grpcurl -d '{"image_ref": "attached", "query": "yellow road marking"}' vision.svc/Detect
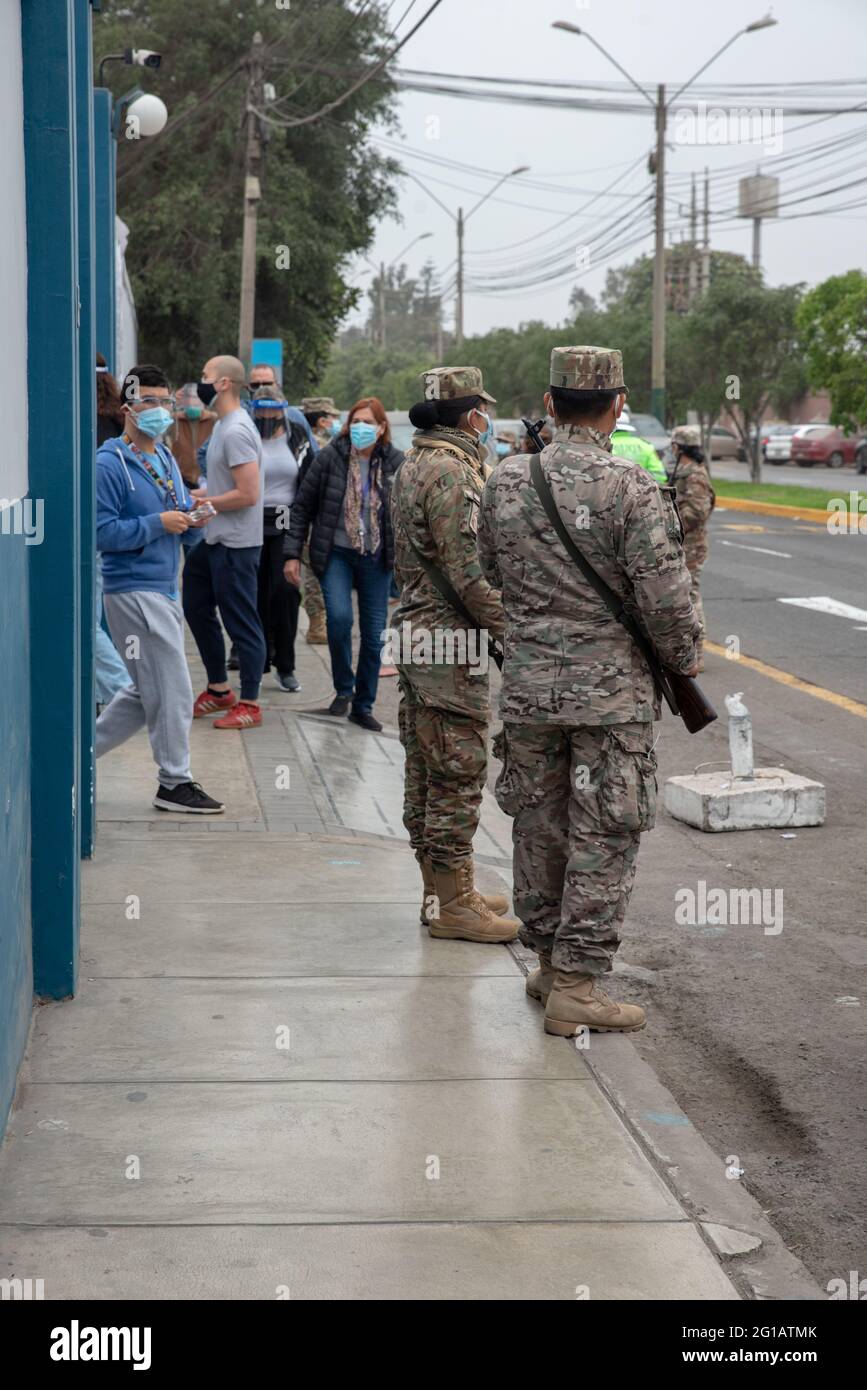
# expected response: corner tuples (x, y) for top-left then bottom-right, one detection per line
(705, 643), (867, 720)
(720, 523), (767, 533)
(715, 497), (828, 524)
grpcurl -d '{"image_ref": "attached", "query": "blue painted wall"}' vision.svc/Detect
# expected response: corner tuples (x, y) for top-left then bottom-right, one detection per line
(22, 0), (81, 999)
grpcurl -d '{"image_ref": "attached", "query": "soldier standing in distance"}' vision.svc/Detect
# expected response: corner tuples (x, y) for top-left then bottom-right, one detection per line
(391, 366), (520, 943)
(478, 346), (700, 1034)
(298, 395), (341, 644)
(669, 424), (716, 673)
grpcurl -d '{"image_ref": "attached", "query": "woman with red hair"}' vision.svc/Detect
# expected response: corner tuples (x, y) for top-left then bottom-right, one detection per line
(284, 396), (404, 731)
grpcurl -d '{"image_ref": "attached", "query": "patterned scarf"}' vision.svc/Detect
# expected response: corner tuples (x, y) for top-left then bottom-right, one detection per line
(343, 448), (381, 554)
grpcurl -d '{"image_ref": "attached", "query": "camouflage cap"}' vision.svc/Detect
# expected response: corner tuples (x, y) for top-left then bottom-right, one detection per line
(301, 396), (340, 415)
(550, 346), (625, 392)
(497, 429), (518, 444)
(420, 366), (496, 405)
(671, 424), (701, 448)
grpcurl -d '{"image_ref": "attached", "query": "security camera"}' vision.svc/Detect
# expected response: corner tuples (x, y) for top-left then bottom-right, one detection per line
(127, 48), (162, 70)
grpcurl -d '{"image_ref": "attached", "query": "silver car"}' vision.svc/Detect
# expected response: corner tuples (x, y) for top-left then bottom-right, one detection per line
(763, 425), (798, 465)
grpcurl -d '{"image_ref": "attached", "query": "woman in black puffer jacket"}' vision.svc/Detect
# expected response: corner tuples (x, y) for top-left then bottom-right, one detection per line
(283, 396), (404, 731)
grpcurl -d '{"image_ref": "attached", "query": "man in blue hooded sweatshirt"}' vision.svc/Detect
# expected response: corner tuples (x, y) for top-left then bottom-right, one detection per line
(95, 363), (224, 814)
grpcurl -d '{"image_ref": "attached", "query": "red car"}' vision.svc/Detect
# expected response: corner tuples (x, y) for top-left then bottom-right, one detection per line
(791, 425), (859, 469)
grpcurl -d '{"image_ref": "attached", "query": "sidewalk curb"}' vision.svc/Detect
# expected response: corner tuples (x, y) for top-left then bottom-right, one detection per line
(564, 1029), (821, 1300)
(715, 496), (829, 524)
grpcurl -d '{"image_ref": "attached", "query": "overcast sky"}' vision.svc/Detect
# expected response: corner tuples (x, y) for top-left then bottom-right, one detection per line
(346, 0), (867, 337)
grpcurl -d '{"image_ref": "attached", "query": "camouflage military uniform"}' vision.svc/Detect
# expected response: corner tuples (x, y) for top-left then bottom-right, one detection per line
(391, 368), (504, 869)
(300, 396), (339, 629)
(670, 425), (715, 661)
(478, 347), (700, 976)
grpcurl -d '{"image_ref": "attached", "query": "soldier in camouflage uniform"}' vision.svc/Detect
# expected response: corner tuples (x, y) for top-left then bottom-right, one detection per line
(478, 347), (700, 1034)
(299, 396), (339, 644)
(391, 366), (519, 944)
(669, 425), (715, 673)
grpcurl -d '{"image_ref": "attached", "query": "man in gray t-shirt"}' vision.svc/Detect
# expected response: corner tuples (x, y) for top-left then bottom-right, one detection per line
(205, 408), (264, 548)
(182, 355), (267, 726)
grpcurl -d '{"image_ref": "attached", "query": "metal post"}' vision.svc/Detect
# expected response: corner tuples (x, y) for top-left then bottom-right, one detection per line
(701, 166), (711, 295)
(752, 216), (762, 271)
(650, 85), (666, 423)
(380, 260), (386, 349)
(238, 31), (264, 370)
(456, 206), (464, 350)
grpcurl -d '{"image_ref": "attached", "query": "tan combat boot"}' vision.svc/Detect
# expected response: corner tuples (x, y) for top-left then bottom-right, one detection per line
(525, 950), (556, 1005)
(429, 863), (520, 944)
(544, 971), (646, 1035)
(306, 612), (328, 645)
(417, 855), (509, 925)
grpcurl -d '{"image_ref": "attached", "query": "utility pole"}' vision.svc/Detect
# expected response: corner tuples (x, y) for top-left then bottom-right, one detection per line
(688, 173), (698, 307)
(702, 167), (711, 295)
(650, 84), (666, 423)
(456, 207), (465, 350)
(379, 261), (386, 349)
(238, 30), (264, 370)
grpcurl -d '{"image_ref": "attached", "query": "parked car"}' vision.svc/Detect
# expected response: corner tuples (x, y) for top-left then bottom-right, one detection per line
(857, 439), (867, 475)
(629, 412), (670, 458)
(709, 426), (747, 462)
(790, 425), (859, 468)
(763, 424), (798, 465)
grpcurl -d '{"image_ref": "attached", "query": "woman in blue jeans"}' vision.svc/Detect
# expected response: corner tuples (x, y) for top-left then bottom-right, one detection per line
(283, 397), (403, 732)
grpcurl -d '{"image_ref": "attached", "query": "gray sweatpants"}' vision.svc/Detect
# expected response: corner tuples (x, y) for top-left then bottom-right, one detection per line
(96, 590), (194, 789)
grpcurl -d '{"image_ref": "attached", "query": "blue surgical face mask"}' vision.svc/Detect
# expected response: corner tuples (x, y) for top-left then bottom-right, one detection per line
(330, 418), (341, 436)
(496, 441), (511, 457)
(472, 410), (493, 446)
(350, 421), (379, 451)
(134, 406), (173, 439)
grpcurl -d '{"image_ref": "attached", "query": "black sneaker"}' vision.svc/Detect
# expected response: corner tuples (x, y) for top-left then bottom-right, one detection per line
(227, 647), (240, 672)
(349, 710), (383, 733)
(276, 673), (301, 692)
(325, 697), (351, 717)
(154, 782), (226, 815)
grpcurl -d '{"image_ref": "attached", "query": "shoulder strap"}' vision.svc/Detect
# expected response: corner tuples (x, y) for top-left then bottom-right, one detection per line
(395, 496), (502, 671)
(529, 455), (627, 620)
(528, 454), (676, 712)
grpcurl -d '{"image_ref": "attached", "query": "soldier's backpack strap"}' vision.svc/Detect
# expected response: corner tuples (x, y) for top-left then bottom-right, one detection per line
(396, 509), (503, 673)
(528, 455), (716, 734)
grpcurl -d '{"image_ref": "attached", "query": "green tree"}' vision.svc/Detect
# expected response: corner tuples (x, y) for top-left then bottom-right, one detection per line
(797, 270), (867, 433)
(685, 263), (804, 481)
(95, 0), (401, 393)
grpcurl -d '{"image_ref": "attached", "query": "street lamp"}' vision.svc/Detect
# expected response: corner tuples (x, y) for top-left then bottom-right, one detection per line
(366, 232), (434, 348)
(406, 165), (530, 348)
(112, 89), (168, 142)
(553, 15), (777, 422)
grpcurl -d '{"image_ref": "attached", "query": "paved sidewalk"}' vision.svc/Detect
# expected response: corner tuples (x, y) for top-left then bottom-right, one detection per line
(0, 631), (751, 1301)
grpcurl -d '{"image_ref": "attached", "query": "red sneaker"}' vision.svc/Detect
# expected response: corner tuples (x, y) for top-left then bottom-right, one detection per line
(194, 688), (238, 719)
(213, 701), (263, 730)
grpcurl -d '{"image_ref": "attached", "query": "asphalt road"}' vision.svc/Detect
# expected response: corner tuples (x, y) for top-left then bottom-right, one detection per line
(367, 504), (866, 1289)
(706, 508), (867, 703)
(711, 457), (865, 491)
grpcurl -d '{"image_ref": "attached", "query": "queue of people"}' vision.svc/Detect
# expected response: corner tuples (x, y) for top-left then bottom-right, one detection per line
(93, 353), (409, 812)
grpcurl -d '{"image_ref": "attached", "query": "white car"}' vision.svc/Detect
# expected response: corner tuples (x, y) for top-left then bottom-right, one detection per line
(763, 425), (798, 464)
